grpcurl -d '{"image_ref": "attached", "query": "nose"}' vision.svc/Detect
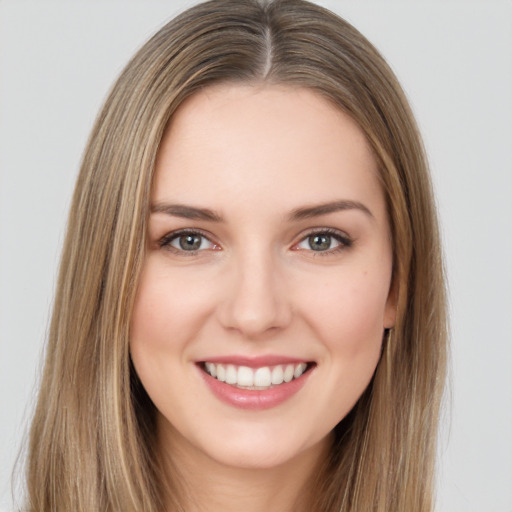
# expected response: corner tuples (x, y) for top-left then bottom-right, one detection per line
(217, 249), (293, 338)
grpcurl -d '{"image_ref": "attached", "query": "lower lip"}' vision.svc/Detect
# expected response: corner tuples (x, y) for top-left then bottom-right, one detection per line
(198, 365), (313, 410)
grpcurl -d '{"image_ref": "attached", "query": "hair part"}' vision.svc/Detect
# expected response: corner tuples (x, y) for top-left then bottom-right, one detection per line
(26, 1), (447, 510)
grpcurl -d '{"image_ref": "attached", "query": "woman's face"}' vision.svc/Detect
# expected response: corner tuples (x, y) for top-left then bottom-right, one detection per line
(130, 84), (396, 470)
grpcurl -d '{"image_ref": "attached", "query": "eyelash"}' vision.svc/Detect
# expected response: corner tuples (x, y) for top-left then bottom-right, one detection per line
(158, 229), (218, 255)
(157, 227), (353, 256)
(294, 227), (353, 256)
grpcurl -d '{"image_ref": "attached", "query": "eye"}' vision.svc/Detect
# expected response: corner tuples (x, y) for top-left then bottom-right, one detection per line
(294, 229), (352, 253)
(159, 230), (219, 253)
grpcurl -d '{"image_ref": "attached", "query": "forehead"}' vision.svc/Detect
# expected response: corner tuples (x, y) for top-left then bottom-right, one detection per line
(153, 84), (385, 220)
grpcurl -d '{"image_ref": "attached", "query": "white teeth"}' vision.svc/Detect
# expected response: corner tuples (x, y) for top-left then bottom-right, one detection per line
(225, 364), (237, 384)
(237, 366), (254, 387)
(205, 362), (216, 378)
(294, 363), (307, 378)
(254, 367), (271, 387)
(216, 364), (226, 382)
(271, 365), (284, 385)
(204, 361), (309, 389)
(283, 364), (294, 383)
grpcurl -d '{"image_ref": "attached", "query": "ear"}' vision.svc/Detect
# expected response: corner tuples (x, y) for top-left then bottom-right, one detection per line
(383, 275), (399, 329)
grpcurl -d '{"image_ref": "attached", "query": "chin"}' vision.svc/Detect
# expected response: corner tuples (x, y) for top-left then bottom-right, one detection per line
(211, 446), (294, 470)
(196, 427), (330, 472)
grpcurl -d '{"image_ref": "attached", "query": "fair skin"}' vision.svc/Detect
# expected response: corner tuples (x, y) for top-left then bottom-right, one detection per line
(130, 84), (396, 512)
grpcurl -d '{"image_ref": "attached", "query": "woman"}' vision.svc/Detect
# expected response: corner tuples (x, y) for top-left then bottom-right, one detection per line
(25, 0), (447, 510)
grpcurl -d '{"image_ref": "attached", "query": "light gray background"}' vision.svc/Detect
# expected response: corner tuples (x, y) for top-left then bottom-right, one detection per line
(1, 1), (511, 511)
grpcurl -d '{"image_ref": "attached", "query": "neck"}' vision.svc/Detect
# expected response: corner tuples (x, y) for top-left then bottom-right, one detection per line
(158, 421), (333, 512)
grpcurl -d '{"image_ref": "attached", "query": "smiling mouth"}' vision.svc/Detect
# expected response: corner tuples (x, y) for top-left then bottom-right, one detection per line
(200, 361), (315, 390)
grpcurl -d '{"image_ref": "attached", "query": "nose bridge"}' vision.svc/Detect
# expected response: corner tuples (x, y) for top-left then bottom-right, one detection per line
(219, 241), (291, 336)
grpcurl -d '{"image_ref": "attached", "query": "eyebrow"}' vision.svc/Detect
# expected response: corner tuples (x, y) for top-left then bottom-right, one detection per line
(151, 203), (223, 222)
(150, 199), (373, 223)
(288, 200), (374, 221)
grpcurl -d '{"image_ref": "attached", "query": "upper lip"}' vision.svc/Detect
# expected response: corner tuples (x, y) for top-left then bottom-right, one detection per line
(196, 355), (313, 368)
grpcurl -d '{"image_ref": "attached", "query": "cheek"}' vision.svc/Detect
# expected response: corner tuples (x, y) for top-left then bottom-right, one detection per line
(130, 261), (213, 355)
(303, 267), (391, 349)
(297, 269), (390, 426)
(129, 262), (213, 415)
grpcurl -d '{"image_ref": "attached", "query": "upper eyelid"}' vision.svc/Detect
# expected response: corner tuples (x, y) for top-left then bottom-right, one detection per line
(294, 227), (351, 242)
(158, 228), (218, 250)
(291, 227), (353, 253)
(160, 227), (215, 241)
(301, 226), (349, 236)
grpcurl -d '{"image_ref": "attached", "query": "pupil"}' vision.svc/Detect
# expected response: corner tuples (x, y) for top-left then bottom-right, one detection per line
(309, 234), (331, 251)
(179, 234), (201, 251)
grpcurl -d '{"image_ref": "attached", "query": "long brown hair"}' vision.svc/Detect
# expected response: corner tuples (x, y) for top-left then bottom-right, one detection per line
(26, 1), (447, 510)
